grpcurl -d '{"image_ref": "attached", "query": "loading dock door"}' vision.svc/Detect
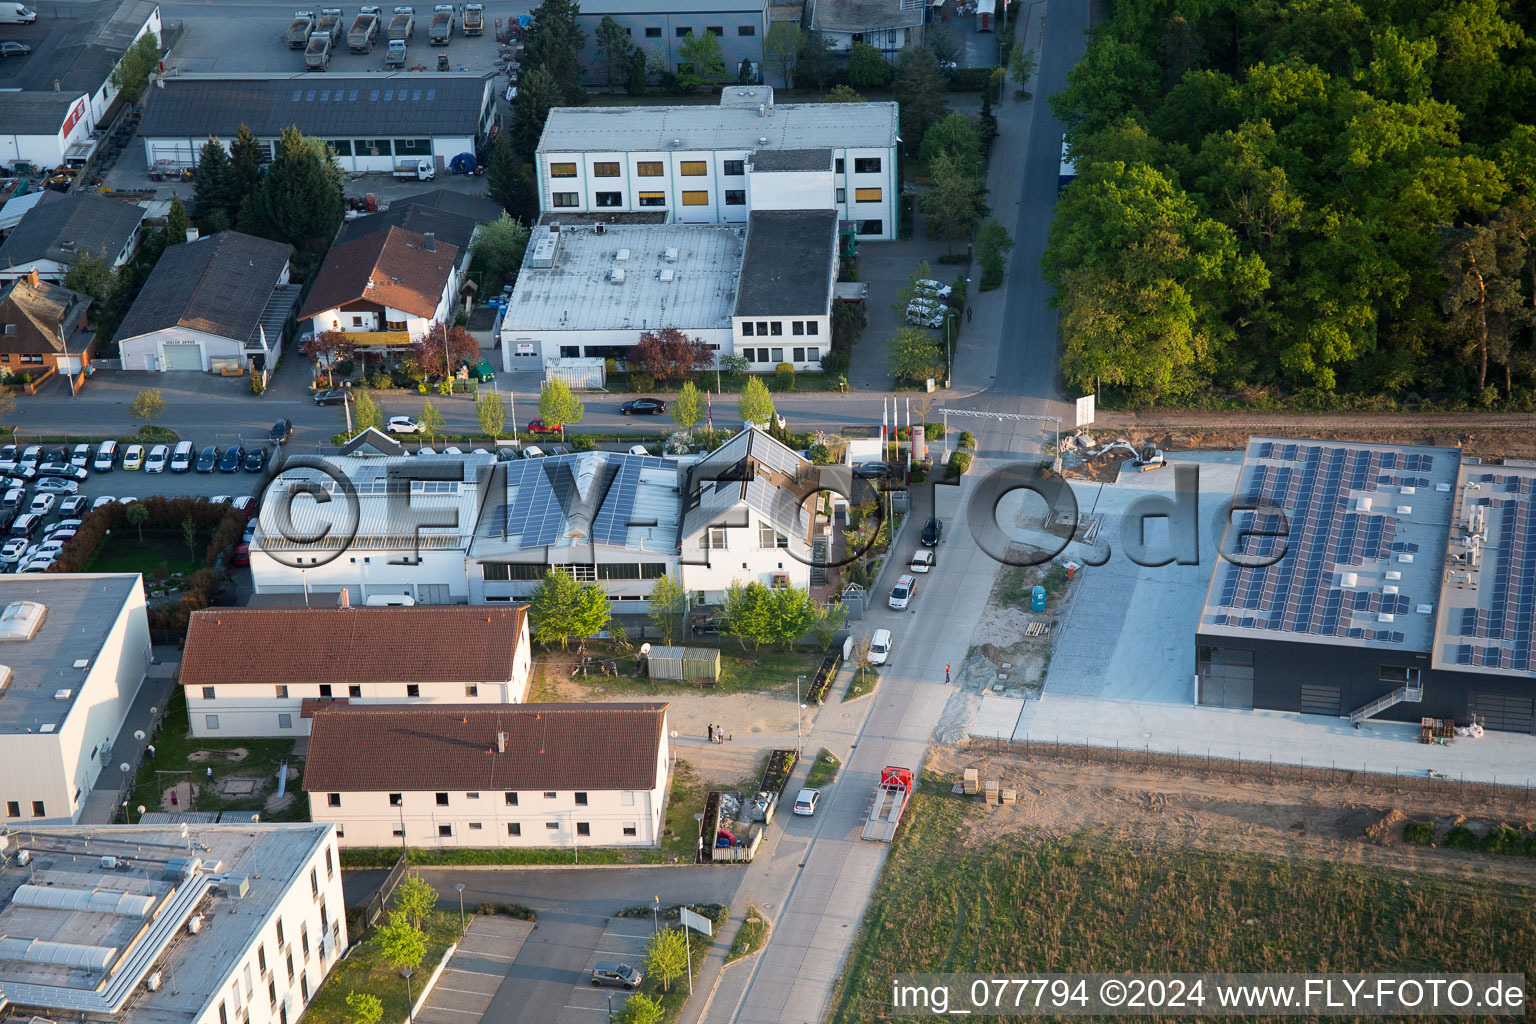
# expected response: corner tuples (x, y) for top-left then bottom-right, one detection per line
(1469, 693), (1535, 733)
(1298, 684), (1342, 717)
(1198, 674), (1253, 709)
(161, 343), (203, 370)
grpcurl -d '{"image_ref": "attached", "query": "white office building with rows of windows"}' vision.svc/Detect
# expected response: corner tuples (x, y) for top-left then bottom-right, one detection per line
(533, 87), (898, 240)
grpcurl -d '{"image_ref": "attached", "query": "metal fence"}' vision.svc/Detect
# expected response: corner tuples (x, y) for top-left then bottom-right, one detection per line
(358, 850), (411, 933)
(967, 737), (1536, 810)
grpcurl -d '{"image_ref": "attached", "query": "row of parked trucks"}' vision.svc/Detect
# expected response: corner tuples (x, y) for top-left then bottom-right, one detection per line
(291, 3), (480, 69)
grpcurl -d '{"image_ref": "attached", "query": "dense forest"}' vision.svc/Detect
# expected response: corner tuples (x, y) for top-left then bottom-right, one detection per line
(1043, 0), (1536, 408)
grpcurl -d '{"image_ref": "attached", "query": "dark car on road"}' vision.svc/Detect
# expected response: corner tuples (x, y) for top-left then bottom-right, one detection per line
(590, 963), (643, 990)
(313, 389), (347, 405)
(243, 447), (267, 473)
(195, 446), (219, 472)
(854, 461), (896, 479)
(218, 445), (245, 472)
(921, 517), (942, 546)
(0, 42), (33, 58)
(270, 419), (293, 445)
(620, 398), (667, 415)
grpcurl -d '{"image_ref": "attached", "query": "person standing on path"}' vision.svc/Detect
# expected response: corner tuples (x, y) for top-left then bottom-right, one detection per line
(945, 664), (951, 684)
(966, 307), (973, 323)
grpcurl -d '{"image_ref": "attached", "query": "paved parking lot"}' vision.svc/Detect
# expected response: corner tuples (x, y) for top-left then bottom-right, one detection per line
(418, 915), (533, 1024)
(558, 918), (655, 1024)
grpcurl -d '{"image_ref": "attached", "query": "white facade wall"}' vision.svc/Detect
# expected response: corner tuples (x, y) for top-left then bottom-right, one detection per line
(467, 550), (682, 607)
(730, 313), (832, 371)
(248, 545), (471, 604)
(0, 580), (151, 825)
(501, 325), (732, 372)
(86, 9), (163, 131)
(311, 730), (670, 848)
(747, 169), (834, 211)
(0, 95), (92, 175)
(142, 132), (476, 173)
(538, 144), (897, 239)
(118, 326), (244, 371)
(682, 507), (810, 603)
(189, 831), (349, 1024)
(818, 25), (918, 56)
(308, 295), (449, 344)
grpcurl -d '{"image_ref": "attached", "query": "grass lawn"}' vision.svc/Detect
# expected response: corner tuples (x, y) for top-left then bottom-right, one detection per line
(841, 666), (879, 702)
(726, 906), (770, 964)
(86, 527), (209, 577)
(803, 748), (841, 790)
(125, 688), (306, 823)
(305, 910), (463, 1024)
(828, 779), (1536, 1023)
(555, 647), (825, 697)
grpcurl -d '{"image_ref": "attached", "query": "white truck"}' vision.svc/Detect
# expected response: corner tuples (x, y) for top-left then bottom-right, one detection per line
(348, 6), (380, 52)
(304, 31), (332, 69)
(428, 3), (453, 44)
(384, 37), (407, 66)
(314, 7), (345, 44)
(461, 2), (483, 35)
(386, 5), (414, 42)
(393, 158), (434, 180)
(286, 10), (316, 48)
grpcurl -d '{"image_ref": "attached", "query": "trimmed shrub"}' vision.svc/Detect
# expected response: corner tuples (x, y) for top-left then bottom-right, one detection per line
(631, 372), (656, 393)
(775, 363), (795, 390)
(808, 442), (833, 464)
(958, 430), (977, 449)
(948, 451), (973, 477)
(1402, 821), (1436, 845)
(1482, 824), (1526, 855)
(820, 350), (849, 374)
(1444, 825), (1478, 850)
(570, 434), (595, 451)
(924, 422), (945, 439)
(502, 903), (538, 921)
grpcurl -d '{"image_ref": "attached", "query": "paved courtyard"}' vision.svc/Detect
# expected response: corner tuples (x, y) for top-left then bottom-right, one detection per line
(418, 914), (533, 1024)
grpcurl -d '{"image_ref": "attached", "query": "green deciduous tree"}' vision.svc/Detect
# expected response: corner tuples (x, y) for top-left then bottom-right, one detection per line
(476, 392), (507, 438)
(922, 150), (988, 251)
(510, 66), (562, 162)
(126, 502), (149, 543)
(824, 84), (865, 103)
(1010, 46), (1037, 98)
(538, 378), (585, 439)
(418, 400), (445, 444)
(130, 389), (166, 427)
(676, 30), (726, 93)
(193, 137), (238, 225)
(848, 41), (891, 90)
(895, 45), (947, 156)
(247, 126), (344, 248)
(110, 32), (160, 103)
(376, 910), (426, 973)
(470, 213), (531, 290)
(530, 567), (611, 649)
(62, 248), (115, 313)
(797, 30), (835, 91)
(737, 376), (774, 427)
(811, 599), (848, 650)
(594, 15), (634, 92)
(720, 581), (773, 649)
(887, 326), (946, 383)
(346, 992), (383, 1024)
(976, 219), (1015, 289)
(647, 572), (688, 644)
(393, 874), (439, 931)
(763, 23), (802, 88)
(351, 390), (384, 433)
(164, 195), (191, 247)
(645, 928), (689, 993)
(918, 112), (982, 169)
(672, 380), (704, 434)
(524, 0), (587, 105)
(615, 993), (665, 1024)
(1437, 223), (1527, 396)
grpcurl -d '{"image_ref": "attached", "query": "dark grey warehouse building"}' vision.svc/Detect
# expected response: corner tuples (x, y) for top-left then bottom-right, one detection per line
(1196, 437), (1536, 733)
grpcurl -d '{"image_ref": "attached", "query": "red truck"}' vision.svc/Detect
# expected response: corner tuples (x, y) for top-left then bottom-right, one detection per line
(861, 766), (913, 842)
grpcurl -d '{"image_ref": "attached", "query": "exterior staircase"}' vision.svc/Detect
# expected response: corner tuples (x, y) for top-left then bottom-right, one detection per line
(1348, 678), (1424, 725)
(810, 538), (828, 585)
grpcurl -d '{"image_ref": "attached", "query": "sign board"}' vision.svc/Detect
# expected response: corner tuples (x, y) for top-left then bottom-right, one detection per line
(679, 907), (712, 937)
(1074, 393), (1096, 428)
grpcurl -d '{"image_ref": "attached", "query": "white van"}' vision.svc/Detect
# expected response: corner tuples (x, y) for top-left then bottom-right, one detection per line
(0, 4), (38, 23)
(364, 594), (416, 607)
(867, 628), (891, 665)
(93, 440), (118, 472)
(170, 441), (194, 472)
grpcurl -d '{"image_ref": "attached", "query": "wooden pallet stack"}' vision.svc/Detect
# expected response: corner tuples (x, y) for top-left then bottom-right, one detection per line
(962, 768), (980, 795)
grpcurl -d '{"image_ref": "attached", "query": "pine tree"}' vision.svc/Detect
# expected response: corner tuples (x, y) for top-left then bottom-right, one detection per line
(510, 66), (562, 162)
(524, 0), (586, 105)
(164, 195), (191, 246)
(230, 124), (264, 198)
(248, 126), (344, 248)
(193, 137), (238, 224)
(594, 15), (633, 92)
(627, 47), (648, 95)
(485, 136), (521, 216)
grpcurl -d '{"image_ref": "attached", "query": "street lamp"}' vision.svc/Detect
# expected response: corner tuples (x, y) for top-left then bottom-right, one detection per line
(401, 967), (414, 1023)
(652, 895), (661, 933)
(796, 674), (806, 752)
(454, 883), (466, 931)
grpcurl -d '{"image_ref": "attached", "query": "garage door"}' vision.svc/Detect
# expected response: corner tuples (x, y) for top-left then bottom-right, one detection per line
(161, 343), (202, 370)
(1469, 692), (1535, 733)
(1298, 684), (1341, 717)
(1198, 674), (1253, 709)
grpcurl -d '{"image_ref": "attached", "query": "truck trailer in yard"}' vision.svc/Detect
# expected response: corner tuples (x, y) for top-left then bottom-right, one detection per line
(304, 32), (332, 69)
(286, 10), (315, 47)
(429, 3), (452, 43)
(386, 5), (414, 42)
(461, 2), (483, 34)
(861, 766), (913, 842)
(348, 6), (380, 51)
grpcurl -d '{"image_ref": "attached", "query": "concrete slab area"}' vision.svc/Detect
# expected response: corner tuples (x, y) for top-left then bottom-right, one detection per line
(1005, 693), (1536, 786)
(558, 919), (654, 1024)
(416, 915), (533, 1024)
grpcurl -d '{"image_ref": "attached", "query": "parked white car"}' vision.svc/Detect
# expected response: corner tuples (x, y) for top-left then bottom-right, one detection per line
(144, 444), (170, 473)
(387, 416), (422, 434)
(910, 549), (935, 573)
(905, 301), (946, 328)
(913, 278), (953, 299)
(28, 493), (55, 515)
(888, 573), (916, 610)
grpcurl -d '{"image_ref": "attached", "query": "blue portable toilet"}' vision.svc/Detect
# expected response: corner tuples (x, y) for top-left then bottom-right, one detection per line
(1030, 586), (1047, 612)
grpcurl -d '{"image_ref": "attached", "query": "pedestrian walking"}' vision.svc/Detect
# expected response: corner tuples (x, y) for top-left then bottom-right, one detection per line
(206, 766), (213, 780)
(966, 306), (973, 323)
(945, 663), (951, 684)
(707, 723), (714, 742)
(146, 744), (155, 760)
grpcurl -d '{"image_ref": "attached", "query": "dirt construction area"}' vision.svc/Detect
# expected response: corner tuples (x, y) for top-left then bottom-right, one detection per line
(929, 742), (1536, 885)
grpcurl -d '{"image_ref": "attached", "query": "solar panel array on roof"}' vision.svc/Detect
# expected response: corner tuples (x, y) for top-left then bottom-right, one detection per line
(592, 456), (673, 546)
(1210, 442), (1439, 645)
(1440, 472), (1536, 671)
(479, 454), (677, 551)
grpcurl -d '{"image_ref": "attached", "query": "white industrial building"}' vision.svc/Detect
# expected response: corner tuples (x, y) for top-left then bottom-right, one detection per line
(304, 703), (671, 849)
(499, 221), (744, 371)
(0, 574), (151, 827)
(730, 207), (839, 370)
(179, 605), (531, 738)
(136, 73), (497, 172)
(575, 0), (769, 82)
(534, 87), (898, 240)
(0, 822), (347, 1024)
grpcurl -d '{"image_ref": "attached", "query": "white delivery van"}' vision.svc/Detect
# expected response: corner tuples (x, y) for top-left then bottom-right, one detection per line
(867, 628), (892, 665)
(0, 4), (38, 22)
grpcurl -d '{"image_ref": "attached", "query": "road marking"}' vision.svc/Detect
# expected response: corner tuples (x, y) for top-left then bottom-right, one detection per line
(418, 1007), (482, 1016)
(433, 986), (494, 997)
(452, 950), (517, 961)
(562, 1005), (615, 1012)
(445, 967), (502, 979)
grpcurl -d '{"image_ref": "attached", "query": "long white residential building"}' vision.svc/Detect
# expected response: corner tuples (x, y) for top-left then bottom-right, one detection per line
(534, 87), (898, 240)
(304, 704), (671, 849)
(0, 574), (151, 827)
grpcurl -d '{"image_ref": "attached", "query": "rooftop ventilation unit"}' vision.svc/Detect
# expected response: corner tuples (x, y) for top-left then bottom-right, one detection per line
(1383, 585), (1398, 596)
(527, 231), (560, 269)
(40, 723), (54, 733)
(54, 689), (71, 701)
(1397, 553), (1415, 563)
(758, 136), (768, 145)
(189, 915), (203, 935)
(1378, 613), (1395, 623)
(658, 268), (675, 282)
(609, 267), (625, 284)
(663, 247), (678, 261)
(615, 248), (630, 261)
(1385, 570), (1402, 581)
(1341, 572), (1359, 587)
(0, 601), (46, 641)
(1416, 604), (1433, 614)
(73, 659), (88, 670)
(670, 138), (681, 147)
(1357, 496), (1373, 512)
(1396, 505), (1412, 515)
(146, 972), (161, 992)
(1401, 485), (1416, 494)
(1437, 482), (1452, 492)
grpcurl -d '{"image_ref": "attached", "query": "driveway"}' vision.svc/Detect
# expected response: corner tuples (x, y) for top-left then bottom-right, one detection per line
(415, 869), (743, 1024)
